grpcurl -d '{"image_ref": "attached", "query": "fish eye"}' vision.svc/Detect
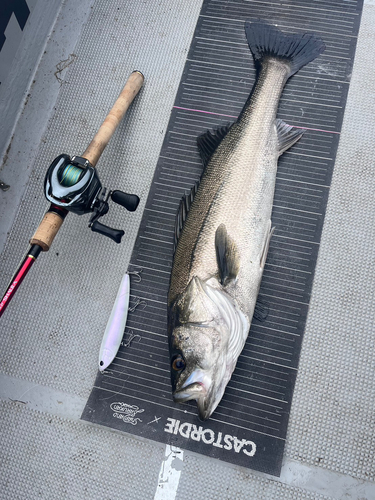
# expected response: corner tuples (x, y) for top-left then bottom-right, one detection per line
(172, 355), (186, 371)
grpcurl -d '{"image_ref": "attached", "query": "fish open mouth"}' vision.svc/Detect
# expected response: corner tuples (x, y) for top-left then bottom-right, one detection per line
(172, 368), (216, 419)
(173, 382), (216, 420)
(172, 382), (207, 402)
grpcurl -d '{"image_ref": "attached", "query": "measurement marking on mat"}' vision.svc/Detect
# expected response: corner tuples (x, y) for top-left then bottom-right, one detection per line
(199, 14), (357, 38)
(242, 0), (359, 16)
(253, 324), (300, 338)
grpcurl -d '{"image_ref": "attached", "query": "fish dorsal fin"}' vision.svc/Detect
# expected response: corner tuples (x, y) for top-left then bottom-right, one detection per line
(276, 119), (305, 156)
(174, 181), (199, 249)
(197, 124), (232, 167)
(215, 224), (239, 286)
(174, 124), (232, 249)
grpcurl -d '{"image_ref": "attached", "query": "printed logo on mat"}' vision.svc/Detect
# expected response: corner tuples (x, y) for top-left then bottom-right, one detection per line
(164, 418), (256, 457)
(110, 402), (144, 425)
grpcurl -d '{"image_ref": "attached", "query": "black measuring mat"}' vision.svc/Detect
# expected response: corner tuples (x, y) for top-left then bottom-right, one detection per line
(82, 0), (364, 476)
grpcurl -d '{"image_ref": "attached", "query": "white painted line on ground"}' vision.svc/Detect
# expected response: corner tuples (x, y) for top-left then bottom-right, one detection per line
(154, 445), (184, 500)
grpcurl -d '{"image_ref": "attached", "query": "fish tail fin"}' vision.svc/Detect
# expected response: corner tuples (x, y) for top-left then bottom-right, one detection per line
(245, 20), (325, 77)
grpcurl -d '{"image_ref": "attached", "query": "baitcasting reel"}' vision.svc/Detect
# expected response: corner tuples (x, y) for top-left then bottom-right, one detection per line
(44, 154), (139, 243)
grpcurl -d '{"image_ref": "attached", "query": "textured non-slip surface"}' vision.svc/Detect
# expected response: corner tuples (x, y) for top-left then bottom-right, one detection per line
(0, 0), (375, 497)
(0, 0), (203, 398)
(176, 453), (336, 500)
(285, 7), (375, 481)
(83, 0), (364, 477)
(0, 400), (164, 500)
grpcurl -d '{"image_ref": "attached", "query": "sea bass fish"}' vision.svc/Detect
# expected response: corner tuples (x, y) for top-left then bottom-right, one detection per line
(167, 20), (325, 420)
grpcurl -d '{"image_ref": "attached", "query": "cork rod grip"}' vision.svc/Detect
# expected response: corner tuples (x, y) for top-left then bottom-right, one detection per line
(30, 71), (144, 251)
(83, 71), (144, 166)
(30, 212), (65, 251)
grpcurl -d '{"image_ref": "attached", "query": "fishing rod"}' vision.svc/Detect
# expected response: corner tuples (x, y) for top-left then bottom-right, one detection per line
(0, 70), (144, 318)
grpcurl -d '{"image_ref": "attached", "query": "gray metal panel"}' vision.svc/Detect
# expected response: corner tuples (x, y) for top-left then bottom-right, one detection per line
(0, 0), (203, 398)
(176, 453), (335, 500)
(0, 0), (94, 252)
(0, 400), (164, 500)
(0, 0), (374, 498)
(0, 0), (62, 161)
(285, 3), (375, 481)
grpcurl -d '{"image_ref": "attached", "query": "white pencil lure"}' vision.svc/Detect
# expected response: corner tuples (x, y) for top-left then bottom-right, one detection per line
(99, 273), (130, 372)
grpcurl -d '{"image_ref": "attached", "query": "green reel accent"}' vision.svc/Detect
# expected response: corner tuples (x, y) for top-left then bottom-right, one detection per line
(59, 164), (85, 187)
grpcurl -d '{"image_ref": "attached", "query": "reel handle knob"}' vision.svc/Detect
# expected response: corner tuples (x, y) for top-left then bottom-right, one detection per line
(91, 221), (125, 243)
(111, 190), (140, 212)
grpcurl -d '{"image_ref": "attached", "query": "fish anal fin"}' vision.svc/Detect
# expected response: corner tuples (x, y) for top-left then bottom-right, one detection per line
(253, 295), (269, 322)
(260, 221), (275, 269)
(215, 224), (239, 286)
(174, 181), (199, 249)
(197, 124), (232, 168)
(276, 119), (305, 156)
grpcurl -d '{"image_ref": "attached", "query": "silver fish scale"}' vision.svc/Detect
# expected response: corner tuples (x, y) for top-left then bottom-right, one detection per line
(169, 60), (289, 321)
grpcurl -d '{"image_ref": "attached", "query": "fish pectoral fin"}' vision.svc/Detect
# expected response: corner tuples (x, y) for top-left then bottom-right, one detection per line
(215, 224), (239, 286)
(260, 221), (275, 269)
(253, 295), (269, 322)
(197, 124), (232, 168)
(276, 119), (305, 156)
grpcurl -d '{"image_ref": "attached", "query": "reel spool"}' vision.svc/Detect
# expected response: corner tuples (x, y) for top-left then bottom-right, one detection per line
(44, 154), (139, 243)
